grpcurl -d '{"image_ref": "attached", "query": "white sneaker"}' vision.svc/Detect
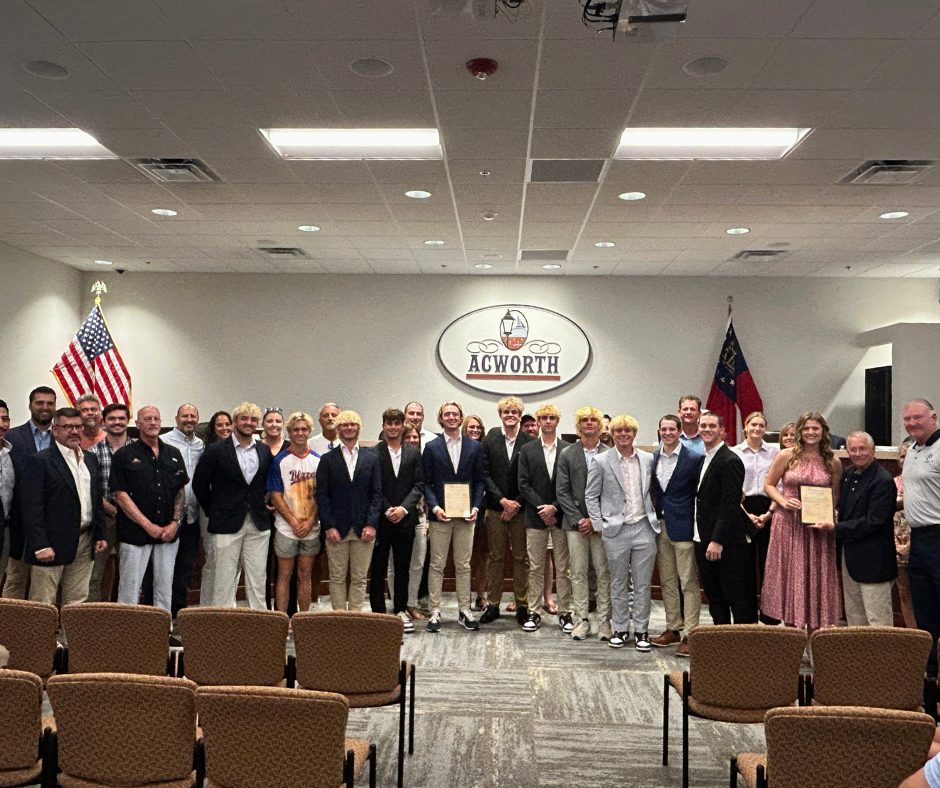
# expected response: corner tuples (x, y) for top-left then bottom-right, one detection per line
(397, 611), (414, 634)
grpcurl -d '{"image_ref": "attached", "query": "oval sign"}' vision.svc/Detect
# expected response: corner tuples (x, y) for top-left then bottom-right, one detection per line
(437, 304), (591, 395)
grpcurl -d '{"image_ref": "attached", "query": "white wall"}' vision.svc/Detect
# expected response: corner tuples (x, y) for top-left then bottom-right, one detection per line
(0, 245), (82, 422)
(60, 271), (940, 443)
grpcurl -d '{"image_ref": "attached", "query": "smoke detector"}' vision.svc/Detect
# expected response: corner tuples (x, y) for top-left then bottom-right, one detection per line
(466, 58), (498, 80)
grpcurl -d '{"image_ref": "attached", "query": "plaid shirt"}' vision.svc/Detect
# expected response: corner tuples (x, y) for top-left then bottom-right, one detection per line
(93, 435), (134, 504)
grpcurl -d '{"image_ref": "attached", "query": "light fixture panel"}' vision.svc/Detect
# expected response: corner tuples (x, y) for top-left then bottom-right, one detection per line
(614, 128), (811, 160)
(260, 128), (443, 160)
(0, 128), (117, 159)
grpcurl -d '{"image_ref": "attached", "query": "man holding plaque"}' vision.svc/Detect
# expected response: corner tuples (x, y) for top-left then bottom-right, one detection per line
(422, 401), (485, 633)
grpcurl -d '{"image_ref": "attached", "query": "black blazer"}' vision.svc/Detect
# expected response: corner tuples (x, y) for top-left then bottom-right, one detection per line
(695, 445), (753, 546)
(4, 421), (46, 560)
(422, 435), (485, 516)
(192, 438), (273, 535)
(21, 445), (106, 566)
(315, 444), (383, 539)
(518, 438), (572, 529)
(482, 427), (534, 512)
(374, 441), (423, 531)
(836, 461), (898, 584)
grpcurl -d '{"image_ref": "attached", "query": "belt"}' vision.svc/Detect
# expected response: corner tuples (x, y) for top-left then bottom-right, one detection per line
(911, 523), (940, 533)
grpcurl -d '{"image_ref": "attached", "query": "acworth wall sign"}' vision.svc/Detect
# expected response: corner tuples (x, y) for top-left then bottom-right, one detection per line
(437, 304), (592, 396)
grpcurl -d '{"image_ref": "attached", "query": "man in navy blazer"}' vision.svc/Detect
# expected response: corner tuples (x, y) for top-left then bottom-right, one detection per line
(649, 415), (703, 656)
(21, 407), (107, 606)
(192, 402), (273, 609)
(836, 431), (898, 627)
(2, 386), (56, 599)
(315, 409), (382, 611)
(422, 401), (485, 632)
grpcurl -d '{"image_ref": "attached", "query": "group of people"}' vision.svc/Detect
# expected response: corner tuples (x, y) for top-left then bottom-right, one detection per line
(1, 387), (939, 668)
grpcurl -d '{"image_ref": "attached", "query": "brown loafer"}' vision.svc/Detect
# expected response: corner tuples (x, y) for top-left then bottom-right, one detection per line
(676, 636), (690, 657)
(649, 629), (682, 648)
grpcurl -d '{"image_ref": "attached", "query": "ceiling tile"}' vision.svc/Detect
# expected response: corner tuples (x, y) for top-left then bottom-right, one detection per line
(436, 90), (531, 129)
(424, 38), (538, 91)
(645, 39), (778, 90)
(28, 0), (182, 41)
(78, 41), (220, 90)
(529, 128), (618, 159)
(155, 0), (299, 40)
(193, 41), (325, 90)
(534, 89), (636, 129)
(537, 40), (657, 90)
(628, 89), (743, 126)
(754, 40), (900, 89)
(131, 90), (252, 130)
(331, 90), (436, 126)
(791, 0), (940, 39)
(678, 0), (814, 39)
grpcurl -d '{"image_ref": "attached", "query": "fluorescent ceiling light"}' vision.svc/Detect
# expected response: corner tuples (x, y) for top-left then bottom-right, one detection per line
(618, 192), (646, 200)
(880, 211), (909, 219)
(94, 260), (113, 265)
(405, 190), (431, 199)
(542, 264), (561, 269)
(260, 128), (443, 159)
(298, 225), (320, 232)
(726, 227), (750, 235)
(424, 240), (445, 245)
(475, 263), (492, 269)
(595, 241), (616, 248)
(0, 128), (116, 159)
(614, 128), (811, 160)
(151, 208), (177, 216)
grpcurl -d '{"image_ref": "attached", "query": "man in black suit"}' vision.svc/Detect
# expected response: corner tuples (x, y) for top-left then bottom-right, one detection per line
(2, 386), (56, 599)
(192, 401), (273, 609)
(835, 431), (898, 627)
(480, 395), (534, 625)
(518, 404), (572, 633)
(369, 408), (423, 628)
(315, 410), (382, 611)
(21, 407), (107, 605)
(694, 412), (758, 625)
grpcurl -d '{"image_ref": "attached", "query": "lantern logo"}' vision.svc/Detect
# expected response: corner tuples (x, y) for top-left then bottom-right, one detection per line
(499, 309), (528, 351)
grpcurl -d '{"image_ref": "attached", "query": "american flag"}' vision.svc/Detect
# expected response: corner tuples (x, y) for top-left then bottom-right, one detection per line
(52, 305), (131, 408)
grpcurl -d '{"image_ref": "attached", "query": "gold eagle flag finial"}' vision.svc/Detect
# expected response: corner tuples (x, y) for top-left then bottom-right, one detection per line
(91, 280), (107, 306)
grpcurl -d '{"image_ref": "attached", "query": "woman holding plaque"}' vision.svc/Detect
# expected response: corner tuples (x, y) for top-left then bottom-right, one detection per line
(761, 411), (842, 630)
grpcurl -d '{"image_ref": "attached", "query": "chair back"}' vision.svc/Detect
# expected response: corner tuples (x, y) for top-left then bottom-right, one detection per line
(0, 598), (58, 678)
(197, 685), (349, 788)
(292, 611), (403, 695)
(178, 607), (288, 686)
(688, 625), (807, 710)
(764, 705), (935, 788)
(810, 626), (932, 710)
(61, 603), (171, 676)
(47, 673), (197, 787)
(0, 669), (44, 771)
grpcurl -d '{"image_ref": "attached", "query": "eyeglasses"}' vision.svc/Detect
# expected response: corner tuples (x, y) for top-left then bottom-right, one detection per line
(57, 424), (83, 431)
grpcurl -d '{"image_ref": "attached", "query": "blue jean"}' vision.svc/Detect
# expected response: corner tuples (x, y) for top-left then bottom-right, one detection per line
(908, 526), (940, 675)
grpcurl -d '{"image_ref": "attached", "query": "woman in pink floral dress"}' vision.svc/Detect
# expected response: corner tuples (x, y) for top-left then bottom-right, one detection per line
(762, 411), (843, 629)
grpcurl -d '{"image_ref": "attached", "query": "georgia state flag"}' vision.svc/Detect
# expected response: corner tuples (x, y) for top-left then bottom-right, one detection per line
(705, 318), (763, 444)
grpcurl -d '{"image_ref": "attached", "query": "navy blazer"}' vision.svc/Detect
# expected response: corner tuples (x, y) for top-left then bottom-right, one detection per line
(650, 445), (701, 542)
(315, 444), (383, 539)
(21, 444), (106, 566)
(422, 435), (485, 517)
(4, 421), (47, 559)
(836, 461), (898, 584)
(192, 438), (273, 535)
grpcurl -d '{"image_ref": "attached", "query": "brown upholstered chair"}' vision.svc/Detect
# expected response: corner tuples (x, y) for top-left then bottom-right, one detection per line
(0, 669), (56, 788)
(807, 626), (932, 711)
(197, 685), (375, 788)
(732, 705), (936, 788)
(0, 599), (60, 683)
(59, 603), (173, 676)
(292, 611), (412, 788)
(176, 607), (289, 686)
(662, 624), (808, 788)
(46, 672), (202, 788)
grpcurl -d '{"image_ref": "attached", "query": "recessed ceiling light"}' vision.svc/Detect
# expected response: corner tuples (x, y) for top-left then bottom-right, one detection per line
(542, 264), (562, 269)
(880, 211), (909, 219)
(94, 260), (113, 266)
(614, 128), (811, 160)
(0, 128), (116, 159)
(23, 60), (70, 80)
(405, 190), (431, 199)
(424, 240), (445, 245)
(475, 263), (493, 269)
(349, 58), (394, 78)
(595, 241), (616, 248)
(618, 191), (646, 200)
(151, 208), (177, 216)
(481, 253), (502, 260)
(260, 128), (442, 160)
(297, 225), (320, 232)
(727, 227), (750, 235)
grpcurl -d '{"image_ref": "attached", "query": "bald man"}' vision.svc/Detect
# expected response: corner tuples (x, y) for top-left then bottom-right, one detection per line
(112, 406), (189, 612)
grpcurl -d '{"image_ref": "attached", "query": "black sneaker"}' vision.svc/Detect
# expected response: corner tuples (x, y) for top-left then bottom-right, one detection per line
(609, 631), (629, 649)
(558, 613), (574, 634)
(426, 611), (442, 633)
(515, 605), (529, 625)
(479, 604), (501, 624)
(522, 612), (541, 632)
(635, 631), (652, 652)
(458, 610), (480, 631)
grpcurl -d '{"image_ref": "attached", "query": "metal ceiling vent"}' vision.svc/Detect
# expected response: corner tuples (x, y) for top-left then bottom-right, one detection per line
(520, 249), (569, 261)
(841, 160), (934, 186)
(729, 249), (790, 262)
(132, 158), (221, 183)
(256, 247), (307, 258)
(529, 160), (605, 183)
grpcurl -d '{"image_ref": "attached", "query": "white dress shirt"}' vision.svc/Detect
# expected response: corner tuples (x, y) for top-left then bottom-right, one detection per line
(618, 450), (646, 524)
(341, 442), (359, 478)
(583, 445), (600, 465)
(503, 428), (518, 461)
(388, 443), (402, 477)
(232, 434), (259, 484)
(542, 438), (558, 475)
(445, 434), (462, 472)
(732, 440), (780, 497)
(57, 440), (92, 528)
(308, 433), (337, 456)
(656, 442), (682, 490)
(161, 427), (205, 523)
(0, 439), (14, 521)
(694, 441), (724, 542)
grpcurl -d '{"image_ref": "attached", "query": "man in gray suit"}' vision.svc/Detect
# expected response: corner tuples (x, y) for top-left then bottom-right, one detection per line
(585, 414), (660, 652)
(556, 406), (613, 642)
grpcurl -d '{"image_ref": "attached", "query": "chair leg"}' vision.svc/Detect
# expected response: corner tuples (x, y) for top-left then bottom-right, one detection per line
(409, 664), (416, 755)
(730, 757), (738, 788)
(398, 666), (406, 788)
(193, 737), (205, 788)
(46, 729), (58, 788)
(369, 743), (377, 788)
(662, 673), (669, 766)
(176, 651), (185, 679)
(757, 763), (766, 788)
(286, 654), (296, 688)
(344, 750), (354, 788)
(682, 672), (690, 788)
(924, 676), (938, 721)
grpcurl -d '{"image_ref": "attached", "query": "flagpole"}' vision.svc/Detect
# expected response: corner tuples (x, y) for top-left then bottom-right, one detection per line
(90, 280), (107, 397)
(727, 295), (733, 317)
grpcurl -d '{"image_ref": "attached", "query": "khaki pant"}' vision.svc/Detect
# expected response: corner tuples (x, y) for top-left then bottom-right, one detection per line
(209, 516), (269, 610)
(326, 530), (374, 611)
(484, 509), (528, 607)
(1, 555), (30, 600)
(567, 529), (611, 622)
(656, 525), (701, 632)
(29, 529), (95, 606)
(199, 509), (215, 606)
(428, 518), (474, 613)
(87, 512), (118, 603)
(527, 525), (571, 616)
(842, 561), (894, 627)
